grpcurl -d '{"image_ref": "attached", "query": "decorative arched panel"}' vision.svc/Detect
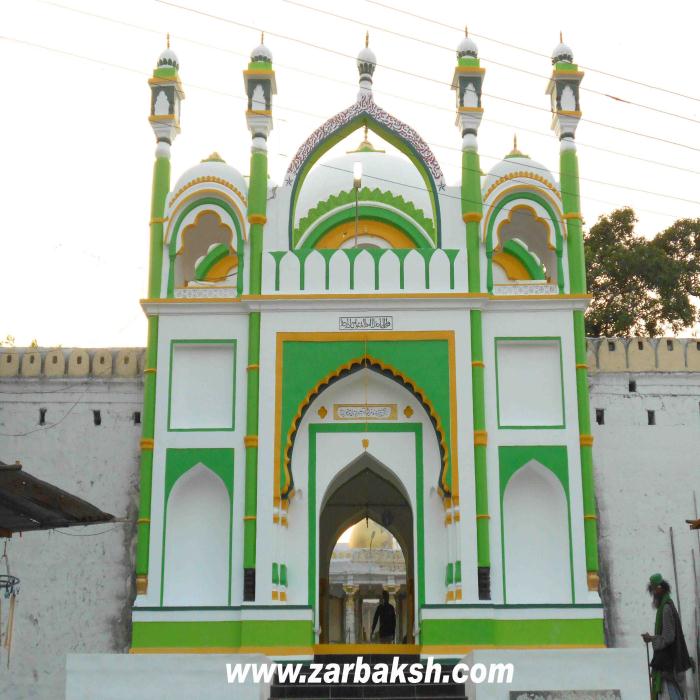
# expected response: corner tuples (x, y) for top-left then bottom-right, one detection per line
(284, 94), (445, 247)
(165, 195), (246, 297)
(161, 449), (234, 606)
(499, 447), (572, 604)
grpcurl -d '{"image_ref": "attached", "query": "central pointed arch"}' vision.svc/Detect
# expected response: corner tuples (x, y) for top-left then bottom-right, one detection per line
(281, 354), (450, 502)
(284, 94), (446, 248)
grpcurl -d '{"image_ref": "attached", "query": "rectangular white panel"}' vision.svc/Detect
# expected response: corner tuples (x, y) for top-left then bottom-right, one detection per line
(496, 339), (563, 428)
(169, 342), (235, 430)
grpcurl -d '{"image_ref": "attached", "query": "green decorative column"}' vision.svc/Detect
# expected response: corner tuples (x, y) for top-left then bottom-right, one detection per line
(242, 37), (276, 601)
(135, 44), (184, 596)
(453, 34), (491, 599)
(547, 40), (599, 591)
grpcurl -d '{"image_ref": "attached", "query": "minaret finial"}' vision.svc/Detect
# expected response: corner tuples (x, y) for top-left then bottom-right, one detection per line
(261, 30), (265, 44)
(166, 32), (170, 49)
(514, 133), (517, 151)
(365, 31), (369, 48)
(465, 25), (468, 37)
(559, 30), (563, 43)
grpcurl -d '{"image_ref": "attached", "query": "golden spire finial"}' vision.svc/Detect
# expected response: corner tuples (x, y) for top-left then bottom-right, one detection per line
(465, 25), (468, 37)
(559, 30), (563, 43)
(261, 31), (265, 44)
(365, 31), (369, 48)
(513, 133), (517, 151)
(166, 32), (170, 49)
(364, 125), (368, 140)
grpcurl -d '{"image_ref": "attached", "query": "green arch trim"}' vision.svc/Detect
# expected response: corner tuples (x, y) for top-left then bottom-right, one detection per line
(194, 243), (230, 281)
(167, 197), (245, 297)
(288, 116), (441, 248)
(485, 192), (564, 293)
(299, 204), (433, 251)
(502, 239), (546, 281)
(296, 187), (436, 247)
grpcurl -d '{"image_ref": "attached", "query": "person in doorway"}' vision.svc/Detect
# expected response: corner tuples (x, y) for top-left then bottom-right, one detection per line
(371, 590), (396, 644)
(642, 573), (692, 700)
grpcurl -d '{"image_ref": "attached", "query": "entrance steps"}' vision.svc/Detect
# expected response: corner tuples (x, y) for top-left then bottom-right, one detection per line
(269, 654), (466, 700)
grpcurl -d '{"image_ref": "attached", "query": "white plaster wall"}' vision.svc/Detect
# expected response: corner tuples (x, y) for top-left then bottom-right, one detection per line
(0, 372), (142, 700)
(590, 371), (700, 661)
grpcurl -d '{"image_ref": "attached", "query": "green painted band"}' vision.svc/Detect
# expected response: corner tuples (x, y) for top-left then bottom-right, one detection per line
(149, 157), (170, 299)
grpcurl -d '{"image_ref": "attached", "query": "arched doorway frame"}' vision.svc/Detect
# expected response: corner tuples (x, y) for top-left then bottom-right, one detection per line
(306, 421), (429, 643)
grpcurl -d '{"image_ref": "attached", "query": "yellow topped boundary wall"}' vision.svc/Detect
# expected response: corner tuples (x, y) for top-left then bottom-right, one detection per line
(0, 338), (698, 377)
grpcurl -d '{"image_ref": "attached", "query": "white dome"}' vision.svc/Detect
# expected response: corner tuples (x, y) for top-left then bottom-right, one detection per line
(157, 47), (179, 70)
(295, 150), (432, 227)
(172, 156), (248, 201)
(551, 41), (574, 64)
(357, 46), (377, 76)
(251, 43), (272, 62)
(483, 155), (557, 196)
(457, 35), (478, 58)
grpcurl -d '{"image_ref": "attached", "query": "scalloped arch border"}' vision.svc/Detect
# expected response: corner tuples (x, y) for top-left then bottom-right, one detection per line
(295, 187), (436, 247)
(280, 354), (450, 504)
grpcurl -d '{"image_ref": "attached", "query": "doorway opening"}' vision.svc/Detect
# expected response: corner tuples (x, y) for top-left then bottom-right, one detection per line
(318, 452), (415, 644)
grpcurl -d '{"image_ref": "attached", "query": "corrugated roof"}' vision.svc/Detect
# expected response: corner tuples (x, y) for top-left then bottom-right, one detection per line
(0, 461), (113, 535)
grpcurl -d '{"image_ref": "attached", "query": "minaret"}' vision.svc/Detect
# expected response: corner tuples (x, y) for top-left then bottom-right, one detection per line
(452, 29), (490, 600)
(242, 34), (276, 601)
(356, 31), (377, 101)
(547, 37), (599, 591)
(135, 38), (185, 596)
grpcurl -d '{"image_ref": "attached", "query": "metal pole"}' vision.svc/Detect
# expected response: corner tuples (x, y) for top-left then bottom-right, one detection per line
(692, 551), (700, 700)
(671, 526), (683, 625)
(354, 186), (359, 247)
(645, 640), (653, 700)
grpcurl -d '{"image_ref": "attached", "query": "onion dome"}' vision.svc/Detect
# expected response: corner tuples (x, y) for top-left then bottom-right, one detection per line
(295, 148), (431, 227)
(357, 32), (377, 78)
(348, 521), (394, 550)
(251, 32), (272, 63)
(551, 33), (574, 64)
(457, 28), (478, 59)
(482, 138), (557, 195)
(172, 154), (248, 200)
(157, 47), (179, 71)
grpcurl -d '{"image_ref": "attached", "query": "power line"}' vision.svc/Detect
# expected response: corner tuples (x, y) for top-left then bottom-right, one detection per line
(155, 0), (700, 155)
(366, 0), (700, 105)
(2, 34), (697, 220)
(27, 0), (700, 180)
(286, 0), (700, 127)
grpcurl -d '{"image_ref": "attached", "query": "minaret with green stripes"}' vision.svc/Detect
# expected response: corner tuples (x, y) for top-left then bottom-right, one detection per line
(135, 39), (185, 596)
(547, 37), (599, 591)
(242, 34), (276, 601)
(452, 30), (491, 599)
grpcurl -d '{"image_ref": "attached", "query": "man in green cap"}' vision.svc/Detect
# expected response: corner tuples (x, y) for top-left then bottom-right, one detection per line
(642, 573), (691, 699)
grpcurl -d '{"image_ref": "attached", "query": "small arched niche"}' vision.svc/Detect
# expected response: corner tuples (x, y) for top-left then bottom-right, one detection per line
(493, 206), (556, 285)
(175, 211), (238, 289)
(162, 464), (231, 606)
(502, 459), (571, 604)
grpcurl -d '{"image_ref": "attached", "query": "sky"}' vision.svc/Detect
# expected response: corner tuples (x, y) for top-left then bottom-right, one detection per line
(2, 0), (700, 347)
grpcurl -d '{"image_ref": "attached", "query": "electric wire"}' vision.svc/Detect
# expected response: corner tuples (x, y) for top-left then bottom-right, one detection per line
(286, 0), (700, 127)
(154, 0), (700, 155)
(1, 35), (695, 222)
(25, 0), (700, 179)
(365, 0), (700, 105)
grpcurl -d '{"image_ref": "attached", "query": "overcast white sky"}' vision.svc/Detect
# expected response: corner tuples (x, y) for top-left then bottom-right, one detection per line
(2, 0), (699, 347)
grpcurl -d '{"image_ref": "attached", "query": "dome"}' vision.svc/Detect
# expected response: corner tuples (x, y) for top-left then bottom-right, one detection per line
(171, 154), (248, 201)
(483, 153), (557, 196)
(251, 42), (272, 63)
(295, 149), (432, 227)
(157, 47), (179, 70)
(551, 41), (574, 64)
(457, 35), (478, 59)
(347, 521), (394, 550)
(357, 46), (377, 76)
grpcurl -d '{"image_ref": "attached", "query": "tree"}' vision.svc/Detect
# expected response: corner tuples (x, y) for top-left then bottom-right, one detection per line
(584, 208), (700, 337)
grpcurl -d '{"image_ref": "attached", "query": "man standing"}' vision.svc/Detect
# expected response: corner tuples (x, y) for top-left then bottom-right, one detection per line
(642, 573), (692, 700)
(371, 590), (396, 644)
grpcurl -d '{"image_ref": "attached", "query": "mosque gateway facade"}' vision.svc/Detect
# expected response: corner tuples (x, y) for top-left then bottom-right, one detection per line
(3, 29), (667, 699)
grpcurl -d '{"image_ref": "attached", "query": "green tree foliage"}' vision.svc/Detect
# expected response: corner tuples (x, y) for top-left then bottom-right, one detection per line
(584, 208), (700, 337)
